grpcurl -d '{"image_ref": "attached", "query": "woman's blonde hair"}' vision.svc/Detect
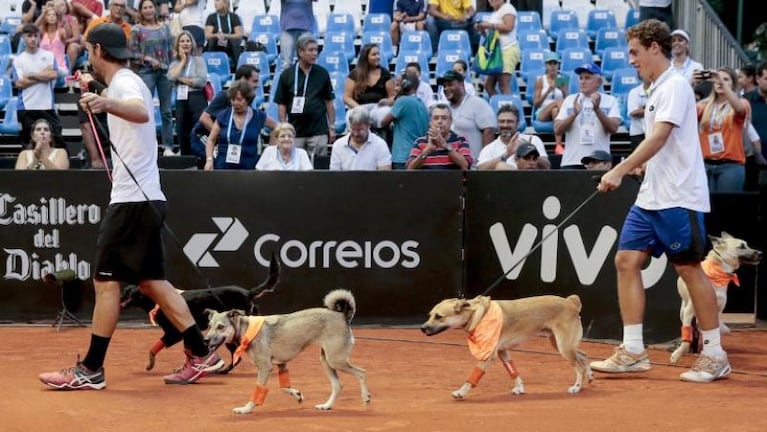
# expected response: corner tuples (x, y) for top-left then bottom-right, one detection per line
(273, 122), (296, 138)
(174, 30), (198, 55)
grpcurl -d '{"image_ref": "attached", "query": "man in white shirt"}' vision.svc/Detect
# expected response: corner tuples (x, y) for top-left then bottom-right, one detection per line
(439, 70), (496, 162)
(670, 29), (703, 83)
(626, 77), (651, 151)
(404, 61), (435, 107)
(592, 19), (729, 384)
(330, 106), (392, 171)
(477, 104), (549, 170)
(554, 62), (621, 169)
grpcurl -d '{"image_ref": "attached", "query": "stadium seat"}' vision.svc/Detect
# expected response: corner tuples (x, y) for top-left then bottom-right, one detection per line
(532, 107), (554, 134)
(522, 67), (545, 104)
(518, 29), (548, 52)
(207, 73), (222, 96)
(331, 2), (363, 35)
(237, 0), (267, 35)
(318, 50), (350, 75)
(0, 16), (21, 35)
(585, 9), (617, 39)
(236, 51), (271, 84)
(474, 12), (492, 24)
(624, 8), (640, 29)
(333, 97), (347, 134)
(548, 9), (579, 41)
(326, 13), (356, 36)
(399, 30), (432, 59)
(600, 47), (630, 82)
(313, 0), (332, 35)
(610, 67), (640, 97)
(438, 30), (472, 57)
(0, 34), (11, 56)
(362, 13), (392, 34)
(248, 32), (279, 64)
(520, 48), (547, 76)
(489, 94), (527, 131)
(517, 11), (543, 32)
(202, 51), (232, 84)
(323, 31), (355, 61)
(559, 48), (593, 74)
(0, 96), (19, 135)
(436, 51), (469, 79)
(554, 29), (589, 54)
(394, 51), (430, 80)
(616, 93), (630, 128)
(361, 31), (395, 65)
(251, 83), (265, 107)
(249, 15), (280, 40)
(328, 71), (345, 95)
(594, 28), (627, 57)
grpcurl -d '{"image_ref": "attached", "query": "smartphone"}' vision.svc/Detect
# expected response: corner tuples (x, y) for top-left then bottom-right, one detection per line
(555, 75), (569, 88)
(697, 70), (714, 80)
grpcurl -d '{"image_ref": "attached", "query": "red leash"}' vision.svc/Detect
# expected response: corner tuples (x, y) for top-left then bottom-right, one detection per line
(73, 71), (112, 180)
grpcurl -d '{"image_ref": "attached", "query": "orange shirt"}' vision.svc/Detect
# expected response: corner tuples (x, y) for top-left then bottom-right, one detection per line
(83, 16), (132, 41)
(697, 98), (750, 164)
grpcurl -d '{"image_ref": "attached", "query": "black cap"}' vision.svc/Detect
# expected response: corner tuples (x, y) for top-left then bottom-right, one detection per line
(437, 70), (465, 86)
(86, 23), (131, 60)
(581, 150), (611, 164)
(516, 143), (539, 158)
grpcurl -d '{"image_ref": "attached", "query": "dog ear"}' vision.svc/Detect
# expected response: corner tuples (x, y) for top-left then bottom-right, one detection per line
(204, 308), (217, 319)
(708, 234), (721, 244)
(453, 300), (472, 314)
(720, 231), (733, 239)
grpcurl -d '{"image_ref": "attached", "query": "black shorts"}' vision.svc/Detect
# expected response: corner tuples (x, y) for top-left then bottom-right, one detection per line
(94, 201), (167, 284)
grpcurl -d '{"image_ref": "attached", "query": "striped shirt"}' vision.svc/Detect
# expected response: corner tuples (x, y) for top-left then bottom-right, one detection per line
(408, 131), (473, 169)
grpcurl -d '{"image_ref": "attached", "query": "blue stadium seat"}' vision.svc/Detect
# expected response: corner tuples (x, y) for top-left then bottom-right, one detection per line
(0, 73), (11, 110)
(0, 96), (20, 135)
(624, 8), (640, 29)
(333, 97), (346, 134)
(436, 51), (469, 79)
(520, 48), (547, 75)
(522, 67), (545, 104)
(251, 83), (265, 107)
(518, 29), (548, 51)
(394, 51), (430, 79)
(326, 13), (356, 35)
(585, 9), (617, 39)
(616, 93), (630, 128)
(248, 32), (279, 64)
(236, 51), (271, 84)
(559, 48), (593, 74)
(438, 30), (472, 57)
(362, 13), (392, 34)
(0, 34), (11, 56)
(532, 107), (554, 133)
(548, 9), (579, 41)
(202, 51), (232, 84)
(517, 11), (543, 32)
(610, 67), (640, 97)
(399, 30), (432, 58)
(489, 94), (527, 131)
(323, 31), (355, 61)
(328, 71), (345, 95)
(249, 14), (280, 40)
(0, 16), (21, 35)
(318, 50), (350, 75)
(594, 28), (626, 57)
(361, 31), (395, 64)
(474, 12), (492, 24)
(207, 73), (222, 96)
(554, 29), (589, 54)
(600, 47), (629, 82)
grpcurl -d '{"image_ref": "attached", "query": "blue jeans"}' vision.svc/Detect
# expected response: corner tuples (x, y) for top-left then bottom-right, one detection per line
(705, 161), (745, 193)
(280, 29), (312, 69)
(139, 69), (174, 149)
(425, 16), (478, 54)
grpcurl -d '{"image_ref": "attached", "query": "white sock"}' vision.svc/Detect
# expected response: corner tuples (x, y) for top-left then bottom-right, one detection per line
(622, 324), (645, 354)
(700, 328), (725, 359)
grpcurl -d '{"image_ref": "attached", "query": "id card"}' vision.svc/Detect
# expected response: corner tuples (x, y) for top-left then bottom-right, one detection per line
(707, 132), (724, 154)
(177, 84), (189, 100)
(225, 144), (242, 164)
(580, 128), (595, 145)
(291, 97), (306, 114)
(217, 38), (228, 47)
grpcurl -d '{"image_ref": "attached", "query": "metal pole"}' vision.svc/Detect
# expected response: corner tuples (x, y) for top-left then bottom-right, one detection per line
(736, 0), (743, 45)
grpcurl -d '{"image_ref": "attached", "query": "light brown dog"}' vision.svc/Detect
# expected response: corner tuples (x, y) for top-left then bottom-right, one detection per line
(204, 289), (371, 414)
(421, 294), (592, 399)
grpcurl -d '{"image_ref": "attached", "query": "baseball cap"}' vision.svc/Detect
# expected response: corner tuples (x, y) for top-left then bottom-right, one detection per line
(574, 63), (602, 76)
(544, 51), (560, 63)
(437, 70), (465, 86)
(516, 143), (540, 158)
(86, 23), (132, 60)
(581, 150), (611, 164)
(670, 29), (691, 42)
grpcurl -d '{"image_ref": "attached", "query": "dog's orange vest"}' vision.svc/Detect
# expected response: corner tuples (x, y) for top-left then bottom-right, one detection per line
(467, 302), (503, 361)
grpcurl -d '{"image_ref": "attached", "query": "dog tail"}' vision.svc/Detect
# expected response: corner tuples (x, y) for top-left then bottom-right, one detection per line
(248, 252), (281, 303)
(566, 294), (582, 311)
(324, 289), (356, 324)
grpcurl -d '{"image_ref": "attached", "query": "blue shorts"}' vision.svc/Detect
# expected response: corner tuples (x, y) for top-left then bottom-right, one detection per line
(618, 205), (707, 263)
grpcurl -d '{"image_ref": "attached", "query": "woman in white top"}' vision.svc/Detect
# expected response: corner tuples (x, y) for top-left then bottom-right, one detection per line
(474, 0), (520, 95)
(174, 0), (206, 52)
(256, 123), (313, 171)
(15, 119), (69, 170)
(533, 51), (567, 147)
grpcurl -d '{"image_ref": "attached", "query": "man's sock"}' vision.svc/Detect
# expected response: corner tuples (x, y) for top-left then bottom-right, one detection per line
(182, 325), (209, 358)
(82, 334), (111, 372)
(700, 328), (725, 359)
(622, 324), (645, 354)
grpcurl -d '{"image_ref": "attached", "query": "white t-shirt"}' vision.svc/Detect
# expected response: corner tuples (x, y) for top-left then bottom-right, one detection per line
(179, 0), (205, 27)
(673, 56), (703, 82)
(256, 145), (313, 171)
(640, 0), (672, 7)
(11, 49), (57, 110)
(636, 66), (709, 212)
(487, 3), (518, 49)
(450, 94), (497, 160)
(626, 83), (648, 136)
(416, 80), (435, 107)
(108, 68), (166, 204)
(329, 131), (392, 170)
(477, 134), (547, 168)
(555, 92), (621, 167)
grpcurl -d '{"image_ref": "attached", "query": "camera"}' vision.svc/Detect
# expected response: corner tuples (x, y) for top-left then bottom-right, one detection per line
(697, 70), (715, 80)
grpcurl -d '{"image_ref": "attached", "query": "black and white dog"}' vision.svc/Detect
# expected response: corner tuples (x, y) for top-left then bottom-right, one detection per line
(120, 254), (280, 372)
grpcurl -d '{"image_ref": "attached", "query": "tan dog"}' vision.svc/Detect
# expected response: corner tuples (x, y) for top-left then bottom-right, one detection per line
(421, 294), (592, 399)
(670, 232), (762, 364)
(204, 289), (371, 414)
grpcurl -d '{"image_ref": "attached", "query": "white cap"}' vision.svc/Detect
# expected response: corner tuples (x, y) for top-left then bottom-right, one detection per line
(671, 29), (690, 42)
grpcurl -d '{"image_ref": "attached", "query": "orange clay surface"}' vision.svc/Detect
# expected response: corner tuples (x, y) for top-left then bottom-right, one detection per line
(3, 326), (767, 432)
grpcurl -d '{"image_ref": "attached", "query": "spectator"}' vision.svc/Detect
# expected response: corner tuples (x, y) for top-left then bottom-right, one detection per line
(380, 71), (430, 170)
(174, 0), (206, 51)
(39, 0), (82, 74)
(274, 35), (336, 160)
(627, 75), (651, 152)
(167, 30), (207, 156)
(256, 123), (314, 171)
(278, 0), (315, 69)
(391, 0), (427, 46)
(425, 0), (478, 55)
(15, 119), (69, 170)
(404, 61), (435, 107)
(670, 29), (703, 82)
(436, 59), (476, 102)
(512, 143), (545, 170)
(477, 104), (549, 170)
(343, 43), (396, 128)
(581, 149), (612, 170)
(554, 63), (621, 169)
(330, 107), (392, 171)
(197, 64), (264, 137)
(438, 70), (496, 161)
(696, 67), (750, 192)
(84, 1), (133, 40)
(204, 80), (266, 170)
(129, 0), (174, 155)
(738, 63), (757, 96)
(739, 64), (762, 191)
(475, 0), (519, 96)
(39, 4), (71, 79)
(638, 0), (674, 29)
(533, 51), (567, 149)
(407, 103), (472, 170)
(21, 0), (47, 25)
(203, 0), (243, 66)
(70, 0), (103, 28)
(11, 24), (67, 149)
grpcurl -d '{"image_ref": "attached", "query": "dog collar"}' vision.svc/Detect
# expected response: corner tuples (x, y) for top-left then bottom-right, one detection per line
(233, 316), (265, 364)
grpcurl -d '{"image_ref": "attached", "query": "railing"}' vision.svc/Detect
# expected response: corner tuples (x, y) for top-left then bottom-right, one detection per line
(675, 0), (749, 69)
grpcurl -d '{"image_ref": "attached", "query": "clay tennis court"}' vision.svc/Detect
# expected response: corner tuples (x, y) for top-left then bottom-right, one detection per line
(4, 324), (767, 432)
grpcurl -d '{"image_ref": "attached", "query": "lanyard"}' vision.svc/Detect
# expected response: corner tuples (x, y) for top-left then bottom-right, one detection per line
(227, 107), (253, 147)
(216, 13), (232, 33)
(293, 65), (311, 97)
(709, 101), (729, 132)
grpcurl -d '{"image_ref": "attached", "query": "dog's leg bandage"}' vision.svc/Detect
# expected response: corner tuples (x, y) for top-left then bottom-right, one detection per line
(466, 367), (486, 387)
(681, 326), (693, 343)
(278, 369), (291, 388)
(150, 340), (165, 355)
(501, 358), (519, 379)
(250, 385), (269, 406)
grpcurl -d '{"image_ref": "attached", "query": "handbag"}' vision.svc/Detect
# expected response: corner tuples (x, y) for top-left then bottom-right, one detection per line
(473, 30), (504, 75)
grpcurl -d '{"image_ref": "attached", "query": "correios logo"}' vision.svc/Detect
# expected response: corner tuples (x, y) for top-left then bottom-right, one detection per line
(489, 196), (667, 287)
(184, 217), (421, 269)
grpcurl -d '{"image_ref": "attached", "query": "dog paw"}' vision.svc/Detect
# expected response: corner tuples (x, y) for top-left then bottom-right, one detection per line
(511, 386), (525, 395)
(314, 403), (333, 410)
(670, 349), (683, 364)
(567, 385), (582, 394)
(362, 393), (372, 405)
(232, 402), (255, 414)
(146, 352), (156, 371)
(451, 390), (467, 400)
